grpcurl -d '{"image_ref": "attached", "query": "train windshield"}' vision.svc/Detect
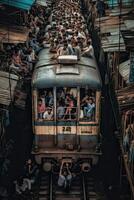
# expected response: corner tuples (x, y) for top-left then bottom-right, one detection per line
(36, 87), (96, 122)
(37, 88), (54, 121)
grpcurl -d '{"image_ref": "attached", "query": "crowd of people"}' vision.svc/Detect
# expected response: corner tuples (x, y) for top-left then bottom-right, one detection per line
(0, 0), (106, 198)
(0, 0), (107, 74)
(43, 0), (95, 60)
(0, 2), (52, 76)
(14, 158), (39, 195)
(37, 87), (95, 121)
(34, 0), (98, 122)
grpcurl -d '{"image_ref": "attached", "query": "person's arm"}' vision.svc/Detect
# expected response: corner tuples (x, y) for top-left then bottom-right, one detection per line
(66, 163), (71, 175)
(43, 112), (46, 119)
(59, 162), (64, 176)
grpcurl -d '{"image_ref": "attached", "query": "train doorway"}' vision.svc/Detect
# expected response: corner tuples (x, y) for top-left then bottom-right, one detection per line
(56, 87), (78, 149)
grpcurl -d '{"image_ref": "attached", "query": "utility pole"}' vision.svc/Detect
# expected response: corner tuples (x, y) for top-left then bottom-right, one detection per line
(116, 0), (122, 89)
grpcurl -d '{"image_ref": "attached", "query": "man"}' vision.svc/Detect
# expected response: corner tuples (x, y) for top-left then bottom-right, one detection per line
(37, 99), (46, 119)
(82, 41), (94, 58)
(57, 101), (65, 119)
(58, 163), (72, 190)
(84, 98), (95, 120)
(23, 159), (39, 191)
(43, 107), (53, 120)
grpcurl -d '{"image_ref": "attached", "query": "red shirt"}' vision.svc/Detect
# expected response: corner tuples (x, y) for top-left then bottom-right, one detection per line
(38, 103), (45, 113)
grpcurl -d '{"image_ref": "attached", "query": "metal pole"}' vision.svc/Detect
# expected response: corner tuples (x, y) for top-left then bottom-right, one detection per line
(117, 0), (122, 89)
(54, 87), (57, 145)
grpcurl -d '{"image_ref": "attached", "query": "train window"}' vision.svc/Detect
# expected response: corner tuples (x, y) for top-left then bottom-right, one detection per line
(56, 87), (77, 120)
(80, 88), (96, 121)
(37, 88), (54, 121)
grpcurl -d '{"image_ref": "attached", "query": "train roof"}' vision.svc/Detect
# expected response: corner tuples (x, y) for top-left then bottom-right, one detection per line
(32, 48), (102, 90)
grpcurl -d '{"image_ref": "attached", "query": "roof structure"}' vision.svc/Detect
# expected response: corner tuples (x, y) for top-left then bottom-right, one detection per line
(95, 7), (134, 52)
(0, 0), (35, 10)
(119, 59), (130, 83)
(0, 25), (29, 43)
(0, 71), (19, 106)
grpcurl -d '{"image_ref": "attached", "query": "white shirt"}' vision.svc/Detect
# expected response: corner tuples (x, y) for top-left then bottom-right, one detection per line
(27, 50), (35, 62)
(43, 111), (53, 120)
(83, 45), (94, 57)
(58, 175), (65, 187)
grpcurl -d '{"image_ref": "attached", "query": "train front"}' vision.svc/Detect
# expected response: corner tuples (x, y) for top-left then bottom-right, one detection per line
(32, 53), (102, 172)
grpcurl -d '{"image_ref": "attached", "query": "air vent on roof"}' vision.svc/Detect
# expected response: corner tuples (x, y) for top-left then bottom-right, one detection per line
(58, 55), (78, 64)
(56, 65), (80, 75)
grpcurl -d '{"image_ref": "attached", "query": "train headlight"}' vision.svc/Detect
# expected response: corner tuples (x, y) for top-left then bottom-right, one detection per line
(35, 155), (42, 165)
(81, 163), (91, 172)
(43, 162), (52, 172)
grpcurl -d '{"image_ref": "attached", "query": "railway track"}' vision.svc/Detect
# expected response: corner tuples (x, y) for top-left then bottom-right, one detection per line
(37, 171), (106, 200)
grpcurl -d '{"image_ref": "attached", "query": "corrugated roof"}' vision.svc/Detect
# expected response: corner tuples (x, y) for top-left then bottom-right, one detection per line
(119, 60), (130, 82)
(0, 0), (35, 10)
(0, 26), (29, 43)
(0, 71), (19, 106)
(124, 20), (134, 30)
(108, 0), (133, 7)
(95, 7), (134, 52)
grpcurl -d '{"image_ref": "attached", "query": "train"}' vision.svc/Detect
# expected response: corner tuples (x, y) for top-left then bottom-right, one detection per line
(31, 1), (102, 173)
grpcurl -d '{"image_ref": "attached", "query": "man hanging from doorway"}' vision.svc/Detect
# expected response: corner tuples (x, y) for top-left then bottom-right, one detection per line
(58, 162), (72, 191)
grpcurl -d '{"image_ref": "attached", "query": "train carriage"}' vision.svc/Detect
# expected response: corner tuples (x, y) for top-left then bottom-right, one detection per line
(32, 48), (102, 171)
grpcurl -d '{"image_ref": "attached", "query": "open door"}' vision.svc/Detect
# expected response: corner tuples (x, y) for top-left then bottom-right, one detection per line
(56, 87), (78, 148)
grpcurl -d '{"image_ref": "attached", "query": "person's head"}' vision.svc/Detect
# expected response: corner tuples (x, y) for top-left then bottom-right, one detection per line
(48, 91), (52, 96)
(28, 47), (33, 54)
(63, 169), (67, 177)
(64, 43), (68, 49)
(14, 49), (19, 56)
(38, 99), (42, 105)
(89, 98), (94, 104)
(27, 159), (32, 165)
(47, 107), (52, 114)
(66, 93), (71, 99)
(87, 40), (91, 46)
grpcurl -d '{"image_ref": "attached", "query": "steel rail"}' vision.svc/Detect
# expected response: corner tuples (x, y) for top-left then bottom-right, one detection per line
(82, 173), (87, 200)
(50, 172), (53, 200)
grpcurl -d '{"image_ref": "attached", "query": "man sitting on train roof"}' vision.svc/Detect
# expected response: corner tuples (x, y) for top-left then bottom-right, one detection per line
(42, 0), (94, 61)
(82, 40), (94, 58)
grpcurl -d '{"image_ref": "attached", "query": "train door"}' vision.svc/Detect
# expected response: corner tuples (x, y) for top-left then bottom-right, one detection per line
(56, 87), (78, 148)
(35, 88), (55, 148)
(78, 87), (100, 149)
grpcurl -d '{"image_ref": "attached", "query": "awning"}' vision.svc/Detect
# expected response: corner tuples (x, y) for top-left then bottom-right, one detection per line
(119, 60), (130, 83)
(0, 0), (35, 10)
(107, 0), (133, 7)
(0, 26), (29, 43)
(0, 71), (19, 106)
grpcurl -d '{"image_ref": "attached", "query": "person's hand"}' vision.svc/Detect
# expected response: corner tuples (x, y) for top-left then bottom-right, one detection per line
(66, 163), (69, 167)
